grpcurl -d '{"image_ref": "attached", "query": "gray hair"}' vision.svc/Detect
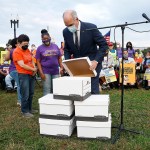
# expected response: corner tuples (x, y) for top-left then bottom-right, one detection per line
(63, 10), (78, 20)
(71, 10), (78, 20)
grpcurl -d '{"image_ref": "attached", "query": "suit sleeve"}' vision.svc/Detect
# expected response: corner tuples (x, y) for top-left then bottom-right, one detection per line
(63, 30), (72, 60)
(92, 25), (108, 63)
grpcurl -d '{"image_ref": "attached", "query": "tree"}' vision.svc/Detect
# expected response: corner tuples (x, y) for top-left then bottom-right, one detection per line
(142, 47), (150, 56)
(0, 47), (5, 52)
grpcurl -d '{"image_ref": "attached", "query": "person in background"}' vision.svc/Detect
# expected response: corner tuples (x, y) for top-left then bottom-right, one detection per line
(5, 38), (22, 106)
(134, 50), (143, 88)
(101, 49), (114, 69)
(100, 49), (115, 89)
(31, 44), (37, 65)
(126, 41), (135, 58)
(62, 10), (108, 94)
(142, 51), (150, 90)
(5, 73), (17, 92)
(13, 34), (37, 118)
(108, 42), (117, 67)
(0, 61), (9, 90)
(134, 51), (143, 65)
(36, 29), (63, 96)
(116, 42), (122, 60)
(119, 50), (135, 86)
(119, 50), (135, 64)
(60, 42), (64, 57)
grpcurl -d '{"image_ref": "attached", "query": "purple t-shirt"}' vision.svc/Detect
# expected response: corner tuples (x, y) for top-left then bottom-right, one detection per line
(127, 48), (135, 58)
(36, 43), (61, 75)
(117, 48), (122, 58)
(9, 48), (16, 73)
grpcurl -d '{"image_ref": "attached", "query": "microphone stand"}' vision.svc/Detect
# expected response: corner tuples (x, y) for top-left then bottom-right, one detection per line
(86, 20), (149, 144)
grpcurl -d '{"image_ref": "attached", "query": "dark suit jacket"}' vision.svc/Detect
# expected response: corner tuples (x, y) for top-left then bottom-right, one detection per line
(63, 21), (108, 63)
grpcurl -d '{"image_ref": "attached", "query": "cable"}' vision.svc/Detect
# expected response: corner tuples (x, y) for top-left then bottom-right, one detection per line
(126, 27), (150, 33)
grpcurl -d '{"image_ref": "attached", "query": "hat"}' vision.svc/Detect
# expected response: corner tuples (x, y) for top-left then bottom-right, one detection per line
(108, 42), (113, 46)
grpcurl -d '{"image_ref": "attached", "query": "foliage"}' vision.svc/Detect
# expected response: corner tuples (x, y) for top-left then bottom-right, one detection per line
(142, 47), (150, 56)
(0, 47), (5, 52)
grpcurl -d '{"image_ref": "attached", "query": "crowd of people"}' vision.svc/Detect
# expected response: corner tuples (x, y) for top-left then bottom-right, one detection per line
(99, 41), (150, 90)
(0, 10), (150, 118)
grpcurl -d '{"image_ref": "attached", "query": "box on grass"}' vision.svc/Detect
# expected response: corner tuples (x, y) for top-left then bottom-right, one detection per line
(76, 114), (111, 139)
(39, 116), (75, 137)
(74, 95), (110, 121)
(53, 57), (97, 101)
(39, 94), (74, 117)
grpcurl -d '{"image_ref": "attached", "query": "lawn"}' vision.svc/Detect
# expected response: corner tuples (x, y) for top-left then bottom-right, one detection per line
(0, 82), (150, 150)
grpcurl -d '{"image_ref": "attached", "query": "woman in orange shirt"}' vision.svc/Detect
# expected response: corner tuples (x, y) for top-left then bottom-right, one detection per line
(13, 34), (37, 118)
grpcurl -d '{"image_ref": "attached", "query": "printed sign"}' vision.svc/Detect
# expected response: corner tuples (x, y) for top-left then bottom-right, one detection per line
(120, 63), (136, 84)
(0, 51), (10, 64)
(144, 68), (150, 80)
(103, 67), (117, 83)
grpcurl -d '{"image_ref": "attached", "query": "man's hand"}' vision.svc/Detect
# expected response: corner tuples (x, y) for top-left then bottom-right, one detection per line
(90, 60), (98, 71)
(60, 67), (64, 76)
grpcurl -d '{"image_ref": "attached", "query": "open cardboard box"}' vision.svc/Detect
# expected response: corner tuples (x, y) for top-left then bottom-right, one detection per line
(62, 57), (97, 77)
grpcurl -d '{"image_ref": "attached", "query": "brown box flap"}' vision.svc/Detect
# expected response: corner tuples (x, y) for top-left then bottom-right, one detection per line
(62, 57), (97, 77)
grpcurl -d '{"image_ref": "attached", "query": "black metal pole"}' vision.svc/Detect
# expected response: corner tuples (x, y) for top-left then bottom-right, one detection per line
(10, 19), (19, 38)
(14, 20), (16, 38)
(85, 21), (149, 31)
(121, 26), (125, 127)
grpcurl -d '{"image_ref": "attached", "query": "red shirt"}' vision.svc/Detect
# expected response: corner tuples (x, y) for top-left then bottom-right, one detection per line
(134, 57), (143, 63)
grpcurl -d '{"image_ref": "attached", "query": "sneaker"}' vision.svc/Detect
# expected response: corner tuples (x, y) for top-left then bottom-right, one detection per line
(6, 87), (13, 92)
(17, 102), (21, 106)
(14, 87), (17, 91)
(145, 86), (149, 90)
(30, 109), (38, 114)
(22, 112), (34, 118)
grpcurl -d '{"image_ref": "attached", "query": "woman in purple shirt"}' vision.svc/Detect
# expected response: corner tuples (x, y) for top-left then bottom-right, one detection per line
(36, 29), (63, 96)
(126, 41), (135, 58)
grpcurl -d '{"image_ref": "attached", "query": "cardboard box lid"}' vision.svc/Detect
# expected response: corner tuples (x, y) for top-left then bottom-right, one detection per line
(76, 114), (111, 127)
(74, 95), (110, 106)
(38, 94), (73, 105)
(62, 57), (97, 77)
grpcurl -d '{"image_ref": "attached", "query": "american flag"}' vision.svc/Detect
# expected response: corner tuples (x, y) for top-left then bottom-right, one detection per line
(104, 30), (111, 44)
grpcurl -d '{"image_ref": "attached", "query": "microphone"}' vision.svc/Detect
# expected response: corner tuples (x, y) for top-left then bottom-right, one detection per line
(142, 13), (150, 22)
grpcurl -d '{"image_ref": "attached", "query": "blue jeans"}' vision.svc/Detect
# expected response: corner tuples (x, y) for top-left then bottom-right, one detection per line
(10, 70), (21, 102)
(18, 74), (35, 113)
(5, 74), (17, 88)
(43, 74), (59, 96)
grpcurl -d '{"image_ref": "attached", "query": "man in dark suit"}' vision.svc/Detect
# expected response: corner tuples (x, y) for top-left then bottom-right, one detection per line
(63, 10), (108, 94)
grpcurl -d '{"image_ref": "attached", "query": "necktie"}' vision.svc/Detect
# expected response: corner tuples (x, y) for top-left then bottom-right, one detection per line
(75, 31), (79, 49)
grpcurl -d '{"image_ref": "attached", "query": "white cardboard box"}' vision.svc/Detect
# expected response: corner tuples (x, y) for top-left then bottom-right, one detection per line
(74, 95), (110, 120)
(39, 117), (75, 137)
(53, 77), (91, 101)
(39, 94), (74, 116)
(77, 114), (111, 139)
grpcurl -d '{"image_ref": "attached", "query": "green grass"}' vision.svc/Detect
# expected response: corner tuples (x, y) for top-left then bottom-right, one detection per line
(0, 83), (150, 150)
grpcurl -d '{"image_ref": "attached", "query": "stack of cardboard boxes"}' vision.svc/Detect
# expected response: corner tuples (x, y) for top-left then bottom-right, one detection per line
(38, 57), (112, 139)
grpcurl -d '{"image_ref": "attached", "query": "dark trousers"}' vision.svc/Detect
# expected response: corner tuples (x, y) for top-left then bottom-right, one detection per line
(18, 74), (35, 113)
(0, 74), (6, 90)
(91, 63), (102, 94)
